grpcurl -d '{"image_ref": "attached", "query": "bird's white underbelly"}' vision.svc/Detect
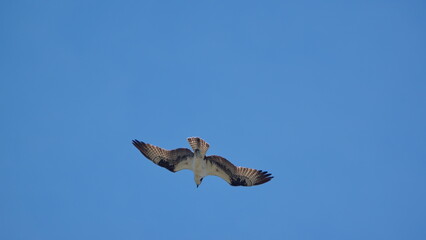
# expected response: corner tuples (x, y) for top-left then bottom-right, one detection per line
(192, 156), (207, 177)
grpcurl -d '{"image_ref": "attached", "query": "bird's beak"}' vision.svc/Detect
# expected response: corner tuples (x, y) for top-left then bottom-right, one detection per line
(196, 184), (199, 188)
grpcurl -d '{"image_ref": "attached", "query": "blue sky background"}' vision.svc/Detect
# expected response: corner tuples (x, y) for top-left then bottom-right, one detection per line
(1, 1), (425, 239)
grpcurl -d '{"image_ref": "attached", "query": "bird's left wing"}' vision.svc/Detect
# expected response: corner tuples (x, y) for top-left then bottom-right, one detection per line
(132, 139), (194, 172)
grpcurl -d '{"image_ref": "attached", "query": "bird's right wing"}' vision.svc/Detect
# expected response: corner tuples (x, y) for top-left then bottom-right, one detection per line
(205, 155), (273, 186)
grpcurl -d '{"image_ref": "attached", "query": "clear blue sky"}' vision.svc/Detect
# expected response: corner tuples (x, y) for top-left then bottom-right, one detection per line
(1, 1), (425, 239)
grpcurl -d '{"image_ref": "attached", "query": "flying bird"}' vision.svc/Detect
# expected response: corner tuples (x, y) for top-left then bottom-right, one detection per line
(132, 137), (273, 187)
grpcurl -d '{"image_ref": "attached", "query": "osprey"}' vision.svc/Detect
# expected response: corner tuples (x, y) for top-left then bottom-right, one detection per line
(132, 137), (273, 187)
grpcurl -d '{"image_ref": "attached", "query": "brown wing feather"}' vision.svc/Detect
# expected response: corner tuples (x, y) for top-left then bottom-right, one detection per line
(132, 140), (194, 172)
(205, 155), (273, 186)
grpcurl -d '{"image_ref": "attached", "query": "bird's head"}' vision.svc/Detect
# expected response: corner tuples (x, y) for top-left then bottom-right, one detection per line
(195, 177), (203, 188)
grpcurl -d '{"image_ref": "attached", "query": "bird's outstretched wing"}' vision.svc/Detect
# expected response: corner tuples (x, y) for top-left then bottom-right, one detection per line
(132, 140), (194, 172)
(205, 155), (273, 186)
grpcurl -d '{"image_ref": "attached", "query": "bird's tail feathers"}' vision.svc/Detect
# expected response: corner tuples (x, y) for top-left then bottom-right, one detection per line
(187, 137), (210, 155)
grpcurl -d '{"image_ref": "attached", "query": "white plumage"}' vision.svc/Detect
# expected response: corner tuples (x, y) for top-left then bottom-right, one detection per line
(132, 137), (273, 187)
